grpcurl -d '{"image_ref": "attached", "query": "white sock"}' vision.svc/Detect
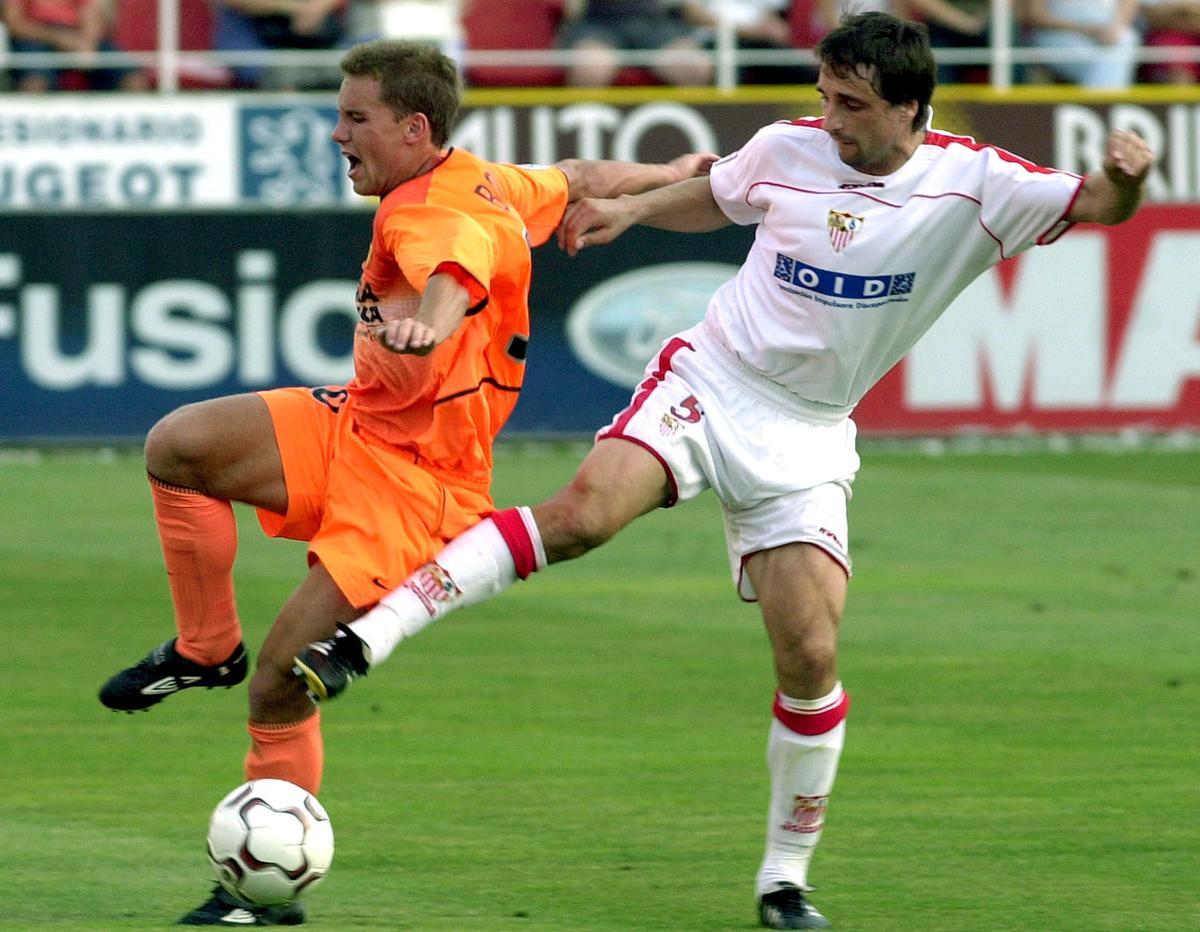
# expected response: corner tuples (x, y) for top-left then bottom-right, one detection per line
(349, 508), (544, 666)
(755, 683), (848, 896)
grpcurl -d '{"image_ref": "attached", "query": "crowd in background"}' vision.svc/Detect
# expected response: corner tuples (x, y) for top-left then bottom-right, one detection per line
(2, 0), (1198, 92)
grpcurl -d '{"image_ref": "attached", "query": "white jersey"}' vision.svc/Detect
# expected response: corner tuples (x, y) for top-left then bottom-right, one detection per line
(707, 118), (1083, 417)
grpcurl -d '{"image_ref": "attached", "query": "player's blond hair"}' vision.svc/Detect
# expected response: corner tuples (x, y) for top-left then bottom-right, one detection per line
(340, 41), (462, 146)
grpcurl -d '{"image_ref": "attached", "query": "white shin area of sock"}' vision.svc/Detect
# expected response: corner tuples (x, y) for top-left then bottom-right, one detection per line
(755, 698), (846, 896)
(350, 515), (524, 665)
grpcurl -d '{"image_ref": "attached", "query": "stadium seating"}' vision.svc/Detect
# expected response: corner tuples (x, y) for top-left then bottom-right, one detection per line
(789, 0), (825, 51)
(461, 0), (661, 87)
(114, 0), (233, 89)
(461, 0), (565, 86)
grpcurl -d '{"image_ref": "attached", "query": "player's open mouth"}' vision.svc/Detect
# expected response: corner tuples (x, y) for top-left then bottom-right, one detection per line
(345, 155), (362, 177)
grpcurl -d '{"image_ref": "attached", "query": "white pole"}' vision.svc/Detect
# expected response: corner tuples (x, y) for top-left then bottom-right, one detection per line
(157, 0), (181, 93)
(715, 12), (737, 92)
(990, 0), (1014, 91)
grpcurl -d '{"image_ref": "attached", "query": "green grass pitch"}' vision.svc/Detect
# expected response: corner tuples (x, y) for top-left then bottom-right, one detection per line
(1, 442), (1197, 930)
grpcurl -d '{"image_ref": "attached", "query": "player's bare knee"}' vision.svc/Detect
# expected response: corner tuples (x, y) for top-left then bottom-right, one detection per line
(800, 640), (838, 684)
(537, 487), (617, 560)
(775, 632), (838, 688)
(144, 404), (210, 488)
(143, 413), (182, 483)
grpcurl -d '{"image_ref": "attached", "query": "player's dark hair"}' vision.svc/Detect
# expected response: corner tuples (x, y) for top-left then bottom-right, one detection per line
(340, 40), (461, 146)
(817, 12), (935, 132)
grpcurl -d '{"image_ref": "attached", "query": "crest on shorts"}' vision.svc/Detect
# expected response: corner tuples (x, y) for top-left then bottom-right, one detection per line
(827, 210), (864, 253)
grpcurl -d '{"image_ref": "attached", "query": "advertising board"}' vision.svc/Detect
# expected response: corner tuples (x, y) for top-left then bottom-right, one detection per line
(2, 92), (1199, 207)
(1, 206), (1197, 439)
(1, 89), (1197, 437)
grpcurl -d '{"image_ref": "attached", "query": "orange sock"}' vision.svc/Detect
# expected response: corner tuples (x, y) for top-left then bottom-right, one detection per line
(150, 474), (243, 665)
(245, 712), (324, 794)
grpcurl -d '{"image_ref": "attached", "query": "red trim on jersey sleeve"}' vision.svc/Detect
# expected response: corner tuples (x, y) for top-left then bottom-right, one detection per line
(924, 130), (1066, 178)
(923, 131), (1084, 252)
(1040, 216), (1074, 245)
(1039, 184), (1083, 246)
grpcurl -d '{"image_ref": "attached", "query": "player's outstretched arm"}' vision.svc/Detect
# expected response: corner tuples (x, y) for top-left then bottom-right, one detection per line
(557, 176), (730, 255)
(363, 272), (471, 355)
(556, 153), (719, 202)
(1067, 129), (1154, 225)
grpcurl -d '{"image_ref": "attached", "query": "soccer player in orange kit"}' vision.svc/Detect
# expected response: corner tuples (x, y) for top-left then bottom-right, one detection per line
(97, 39), (715, 926)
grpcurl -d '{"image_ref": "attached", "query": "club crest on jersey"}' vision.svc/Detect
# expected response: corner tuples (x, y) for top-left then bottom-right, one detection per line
(827, 210), (864, 253)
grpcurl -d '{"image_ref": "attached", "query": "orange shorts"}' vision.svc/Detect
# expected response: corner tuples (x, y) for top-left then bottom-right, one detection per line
(256, 386), (494, 609)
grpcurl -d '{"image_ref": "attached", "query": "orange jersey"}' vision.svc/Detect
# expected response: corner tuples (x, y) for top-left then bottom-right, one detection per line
(348, 148), (569, 491)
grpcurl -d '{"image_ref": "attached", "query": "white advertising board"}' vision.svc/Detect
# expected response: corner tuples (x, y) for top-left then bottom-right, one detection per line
(0, 95), (363, 209)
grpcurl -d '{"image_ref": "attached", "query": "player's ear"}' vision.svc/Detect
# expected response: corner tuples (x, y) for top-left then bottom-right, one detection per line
(406, 113), (430, 140)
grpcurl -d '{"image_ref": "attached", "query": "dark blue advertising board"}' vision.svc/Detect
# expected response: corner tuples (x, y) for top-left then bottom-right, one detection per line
(0, 212), (752, 440)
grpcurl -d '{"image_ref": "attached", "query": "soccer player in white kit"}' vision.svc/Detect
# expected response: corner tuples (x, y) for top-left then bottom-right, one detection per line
(294, 12), (1154, 929)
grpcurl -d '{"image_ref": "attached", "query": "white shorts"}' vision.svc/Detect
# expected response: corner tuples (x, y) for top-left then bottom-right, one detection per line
(596, 321), (860, 601)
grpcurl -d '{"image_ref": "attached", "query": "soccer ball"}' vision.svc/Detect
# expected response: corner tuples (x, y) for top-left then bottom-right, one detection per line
(206, 779), (334, 906)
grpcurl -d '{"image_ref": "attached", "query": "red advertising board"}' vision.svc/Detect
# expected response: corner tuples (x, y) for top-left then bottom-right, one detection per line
(853, 204), (1200, 432)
